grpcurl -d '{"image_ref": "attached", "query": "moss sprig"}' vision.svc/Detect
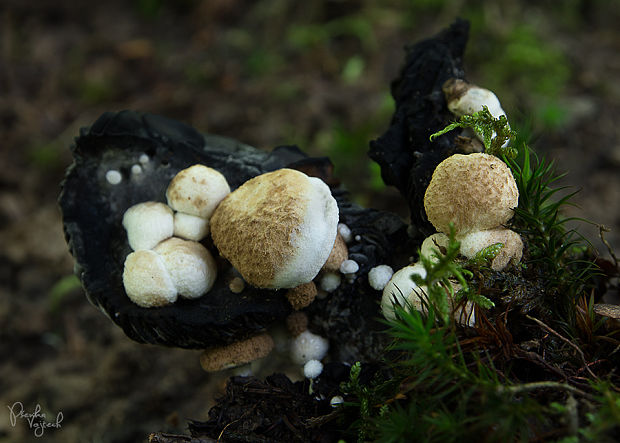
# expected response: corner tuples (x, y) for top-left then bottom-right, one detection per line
(429, 106), (517, 158)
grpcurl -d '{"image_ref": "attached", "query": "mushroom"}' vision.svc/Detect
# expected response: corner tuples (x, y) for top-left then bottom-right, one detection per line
(122, 250), (178, 307)
(459, 228), (523, 271)
(423, 153), (522, 270)
(291, 330), (329, 365)
(166, 164), (230, 241)
(122, 201), (174, 251)
(443, 78), (507, 121)
(368, 264), (394, 291)
(285, 281), (318, 310)
(381, 263), (475, 326)
(322, 233), (348, 272)
(173, 212), (210, 241)
(319, 272), (341, 292)
(210, 168), (339, 289)
(166, 164), (230, 219)
(303, 360), (324, 379)
(154, 237), (217, 299)
(286, 311), (308, 337)
(381, 263), (427, 321)
(420, 233), (449, 263)
(200, 333), (274, 372)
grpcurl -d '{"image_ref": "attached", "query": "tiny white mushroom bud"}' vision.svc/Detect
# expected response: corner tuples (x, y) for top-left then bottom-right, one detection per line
(303, 359), (324, 379)
(122, 202), (174, 250)
(122, 250), (177, 307)
(131, 164), (142, 175)
(319, 272), (341, 292)
(291, 330), (329, 365)
(154, 237), (217, 299)
(368, 265), (394, 291)
(106, 169), (122, 185)
(139, 153), (149, 164)
(173, 212), (210, 241)
(337, 223), (353, 243)
(166, 164), (230, 219)
(340, 259), (359, 275)
(420, 233), (450, 263)
(330, 395), (344, 407)
(354, 235), (361, 242)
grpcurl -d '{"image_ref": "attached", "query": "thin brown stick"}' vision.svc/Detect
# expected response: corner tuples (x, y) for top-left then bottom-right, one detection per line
(496, 381), (595, 401)
(526, 315), (598, 379)
(599, 225), (619, 268)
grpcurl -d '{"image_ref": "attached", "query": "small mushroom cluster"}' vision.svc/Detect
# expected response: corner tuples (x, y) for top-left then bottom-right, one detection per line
(120, 164), (350, 372)
(378, 84), (523, 326)
(121, 164), (228, 307)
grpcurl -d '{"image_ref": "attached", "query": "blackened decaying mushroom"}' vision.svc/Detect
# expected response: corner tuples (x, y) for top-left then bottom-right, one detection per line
(59, 110), (409, 352)
(369, 18), (470, 244)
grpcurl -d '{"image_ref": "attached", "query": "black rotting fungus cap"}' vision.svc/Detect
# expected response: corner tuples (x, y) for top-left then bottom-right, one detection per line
(59, 110), (409, 352)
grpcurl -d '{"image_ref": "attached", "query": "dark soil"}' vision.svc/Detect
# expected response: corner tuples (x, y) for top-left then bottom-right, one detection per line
(1, 1), (619, 442)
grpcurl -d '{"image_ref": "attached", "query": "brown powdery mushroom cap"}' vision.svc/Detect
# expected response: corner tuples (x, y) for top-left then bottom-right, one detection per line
(322, 233), (348, 272)
(199, 333), (274, 372)
(210, 168), (339, 289)
(424, 153), (519, 235)
(166, 164), (230, 219)
(285, 281), (318, 310)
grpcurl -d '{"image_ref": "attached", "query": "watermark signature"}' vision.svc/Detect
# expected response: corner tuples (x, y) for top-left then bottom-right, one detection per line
(7, 402), (63, 438)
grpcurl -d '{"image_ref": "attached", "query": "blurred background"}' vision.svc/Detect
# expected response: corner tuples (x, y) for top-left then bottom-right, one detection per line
(1, 0), (619, 441)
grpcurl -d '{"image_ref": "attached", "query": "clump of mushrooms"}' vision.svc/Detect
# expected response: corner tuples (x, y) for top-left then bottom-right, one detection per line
(423, 153), (523, 271)
(121, 164), (228, 308)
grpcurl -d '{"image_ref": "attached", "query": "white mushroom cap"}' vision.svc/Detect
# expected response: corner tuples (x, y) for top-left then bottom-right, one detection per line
(122, 250), (178, 307)
(211, 168), (339, 289)
(459, 227), (523, 271)
(340, 259), (359, 275)
(444, 79), (507, 120)
(303, 359), (324, 379)
(382, 264), (476, 326)
(368, 265), (394, 291)
(122, 201), (174, 250)
(381, 263), (427, 321)
(420, 233), (450, 263)
(319, 272), (341, 292)
(424, 153), (519, 236)
(154, 237), (217, 299)
(173, 212), (210, 241)
(291, 330), (329, 365)
(166, 164), (231, 219)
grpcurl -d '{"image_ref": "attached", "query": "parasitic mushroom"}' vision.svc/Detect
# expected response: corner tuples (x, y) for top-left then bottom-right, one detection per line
(154, 237), (217, 299)
(423, 153), (522, 270)
(122, 249), (178, 307)
(200, 333), (275, 372)
(210, 168), (339, 289)
(166, 164), (230, 219)
(458, 227), (523, 271)
(381, 262), (475, 326)
(443, 78), (507, 121)
(424, 153), (518, 236)
(381, 263), (428, 321)
(290, 330), (329, 365)
(368, 264), (394, 291)
(285, 281), (318, 310)
(122, 201), (174, 250)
